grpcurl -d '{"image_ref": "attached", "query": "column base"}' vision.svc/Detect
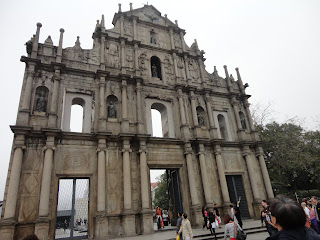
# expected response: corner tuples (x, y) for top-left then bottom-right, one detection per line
(252, 200), (262, 219)
(94, 213), (108, 240)
(0, 220), (15, 240)
(140, 209), (154, 235)
(190, 205), (202, 227)
(35, 218), (50, 240)
(122, 211), (136, 237)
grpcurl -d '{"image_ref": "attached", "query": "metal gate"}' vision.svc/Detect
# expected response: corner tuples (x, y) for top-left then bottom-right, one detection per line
(55, 179), (89, 240)
(167, 169), (183, 225)
(226, 175), (250, 219)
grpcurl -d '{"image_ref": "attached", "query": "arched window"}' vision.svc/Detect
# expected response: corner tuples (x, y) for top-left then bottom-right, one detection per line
(151, 56), (162, 80)
(218, 114), (228, 140)
(239, 111), (247, 130)
(196, 106), (206, 127)
(107, 95), (118, 119)
(70, 98), (85, 132)
(34, 86), (49, 113)
(151, 103), (168, 137)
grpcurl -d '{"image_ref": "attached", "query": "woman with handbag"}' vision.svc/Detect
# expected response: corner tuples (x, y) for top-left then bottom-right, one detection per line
(178, 213), (193, 240)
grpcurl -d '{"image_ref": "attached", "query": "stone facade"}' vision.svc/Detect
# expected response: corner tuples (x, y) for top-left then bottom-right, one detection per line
(0, 4), (274, 240)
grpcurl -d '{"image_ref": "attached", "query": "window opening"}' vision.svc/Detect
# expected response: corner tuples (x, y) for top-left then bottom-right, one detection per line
(239, 111), (247, 130)
(151, 56), (162, 79)
(70, 105), (83, 132)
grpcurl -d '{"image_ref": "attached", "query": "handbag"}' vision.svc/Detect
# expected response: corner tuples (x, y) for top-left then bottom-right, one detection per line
(236, 228), (247, 240)
(176, 234), (180, 240)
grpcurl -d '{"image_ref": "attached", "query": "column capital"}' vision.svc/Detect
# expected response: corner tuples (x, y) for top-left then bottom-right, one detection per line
(177, 88), (183, 97)
(230, 97), (238, 106)
(139, 149), (148, 154)
(42, 146), (56, 152)
(122, 148), (132, 153)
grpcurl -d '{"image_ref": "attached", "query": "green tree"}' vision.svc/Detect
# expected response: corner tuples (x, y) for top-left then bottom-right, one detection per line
(153, 173), (169, 210)
(258, 121), (320, 195)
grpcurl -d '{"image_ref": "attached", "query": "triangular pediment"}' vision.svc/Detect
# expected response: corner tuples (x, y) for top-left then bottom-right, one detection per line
(112, 5), (176, 28)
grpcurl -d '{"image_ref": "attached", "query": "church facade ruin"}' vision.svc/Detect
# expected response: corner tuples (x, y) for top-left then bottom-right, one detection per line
(0, 4), (274, 240)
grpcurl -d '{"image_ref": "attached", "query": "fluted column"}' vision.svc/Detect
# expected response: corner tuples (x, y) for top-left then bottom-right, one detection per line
(22, 67), (35, 111)
(136, 80), (144, 133)
(257, 147), (274, 199)
(214, 145), (231, 204)
(197, 58), (205, 84)
(120, 16), (124, 37)
(100, 36), (105, 70)
(185, 144), (199, 206)
(180, 31), (185, 52)
(48, 70), (61, 127)
(99, 75), (106, 131)
(120, 38), (126, 74)
(121, 80), (129, 132)
(198, 144), (213, 207)
(184, 55), (191, 80)
(205, 94), (215, 128)
(4, 136), (25, 220)
(172, 53), (179, 78)
(122, 139), (132, 211)
(223, 65), (233, 92)
(189, 91), (198, 127)
(56, 28), (64, 63)
(133, 43), (139, 74)
(243, 146), (261, 201)
(97, 139), (106, 212)
(132, 17), (137, 40)
(38, 140), (55, 217)
(169, 28), (175, 50)
(139, 140), (149, 209)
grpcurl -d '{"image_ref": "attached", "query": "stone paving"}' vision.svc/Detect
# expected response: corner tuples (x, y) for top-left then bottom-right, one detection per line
(115, 219), (269, 240)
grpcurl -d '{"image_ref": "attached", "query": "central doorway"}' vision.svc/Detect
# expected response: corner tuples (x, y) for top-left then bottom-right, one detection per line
(55, 178), (89, 240)
(150, 169), (183, 229)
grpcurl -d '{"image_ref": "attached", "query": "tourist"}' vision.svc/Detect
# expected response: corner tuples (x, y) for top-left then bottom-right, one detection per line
(234, 199), (243, 228)
(307, 203), (319, 233)
(230, 204), (235, 219)
(208, 211), (217, 239)
(311, 196), (320, 224)
(155, 206), (161, 229)
(214, 203), (222, 228)
(224, 214), (236, 240)
(202, 206), (208, 230)
(261, 200), (278, 236)
(178, 213), (193, 240)
(176, 212), (182, 239)
(265, 195), (320, 240)
(301, 202), (311, 227)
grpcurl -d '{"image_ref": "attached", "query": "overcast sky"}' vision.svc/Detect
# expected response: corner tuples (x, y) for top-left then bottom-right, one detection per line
(0, 0), (319, 199)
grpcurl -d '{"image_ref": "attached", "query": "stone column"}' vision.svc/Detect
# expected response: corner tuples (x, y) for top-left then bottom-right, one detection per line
(132, 17), (137, 40)
(136, 79), (144, 133)
(133, 42), (139, 75)
(97, 139), (106, 212)
(120, 16), (124, 37)
(180, 31), (185, 52)
(121, 80), (129, 132)
(169, 28), (175, 50)
(214, 145), (231, 205)
(56, 28), (64, 63)
(98, 75), (106, 131)
(198, 144), (213, 208)
(189, 91), (198, 127)
(243, 146), (261, 201)
(205, 94), (218, 139)
(122, 139), (132, 211)
(48, 69), (61, 128)
(197, 58), (205, 84)
(244, 100), (255, 131)
(184, 144), (199, 206)
(21, 67), (35, 112)
(120, 38), (126, 74)
(223, 65), (233, 92)
(38, 138), (55, 217)
(31, 23), (42, 58)
(122, 139), (136, 236)
(172, 52), (179, 78)
(100, 36), (105, 70)
(3, 135), (25, 220)
(139, 146), (149, 209)
(257, 147), (274, 199)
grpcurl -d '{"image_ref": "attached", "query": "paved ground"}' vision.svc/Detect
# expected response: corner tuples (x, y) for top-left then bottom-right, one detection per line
(115, 219), (269, 240)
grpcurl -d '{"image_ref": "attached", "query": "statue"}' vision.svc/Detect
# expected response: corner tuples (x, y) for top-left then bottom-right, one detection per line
(108, 101), (117, 118)
(150, 33), (156, 44)
(152, 64), (158, 78)
(35, 91), (47, 112)
(197, 112), (205, 127)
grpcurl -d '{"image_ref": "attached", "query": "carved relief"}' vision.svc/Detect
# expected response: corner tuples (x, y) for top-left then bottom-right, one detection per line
(163, 55), (174, 85)
(88, 41), (100, 65)
(124, 21), (133, 36)
(174, 34), (181, 48)
(138, 26), (147, 43)
(105, 43), (120, 69)
(188, 59), (200, 81)
(126, 48), (134, 70)
(139, 52), (148, 76)
(224, 156), (241, 170)
(63, 47), (89, 63)
(177, 57), (185, 79)
(62, 152), (90, 171)
(159, 33), (169, 49)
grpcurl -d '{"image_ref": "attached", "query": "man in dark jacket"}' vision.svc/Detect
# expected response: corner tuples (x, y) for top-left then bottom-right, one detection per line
(265, 195), (320, 240)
